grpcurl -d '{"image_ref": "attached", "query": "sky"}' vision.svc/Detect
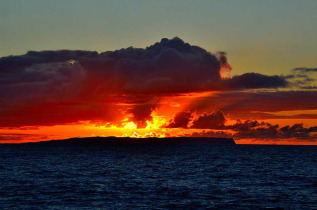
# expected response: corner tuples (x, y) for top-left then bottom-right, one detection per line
(0, 0), (316, 144)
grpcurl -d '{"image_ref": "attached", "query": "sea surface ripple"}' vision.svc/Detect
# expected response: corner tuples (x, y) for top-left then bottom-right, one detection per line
(0, 143), (316, 209)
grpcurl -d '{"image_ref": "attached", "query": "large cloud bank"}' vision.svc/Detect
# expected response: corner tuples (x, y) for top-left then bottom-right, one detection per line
(0, 37), (309, 128)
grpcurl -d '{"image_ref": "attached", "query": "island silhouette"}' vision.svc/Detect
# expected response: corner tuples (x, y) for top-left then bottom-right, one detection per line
(22, 137), (236, 145)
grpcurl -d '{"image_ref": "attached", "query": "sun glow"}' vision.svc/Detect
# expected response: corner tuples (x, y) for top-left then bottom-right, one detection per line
(123, 121), (138, 129)
(121, 111), (169, 138)
(145, 111), (167, 129)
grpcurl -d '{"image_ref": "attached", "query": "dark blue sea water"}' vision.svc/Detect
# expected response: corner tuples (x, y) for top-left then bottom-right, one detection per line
(0, 143), (316, 209)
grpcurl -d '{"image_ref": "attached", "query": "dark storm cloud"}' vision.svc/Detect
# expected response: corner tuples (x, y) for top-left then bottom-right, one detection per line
(189, 118), (316, 141)
(280, 124), (317, 139)
(99, 38), (223, 94)
(165, 109), (316, 141)
(222, 73), (288, 89)
(0, 37), (289, 98)
(191, 111), (226, 129)
(0, 37), (224, 127)
(0, 61), (86, 105)
(0, 38), (221, 96)
(231, 121), (317, 140)
(191, 130), (230, 138)
(165, 111), (193, 128)
(227, 120), (279, 139)
(128, 103), (157, 128)
(0, 37), (308, 127)
(166, 110), (226, 129)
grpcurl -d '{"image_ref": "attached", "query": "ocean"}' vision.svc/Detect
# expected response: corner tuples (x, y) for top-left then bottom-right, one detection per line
(0, 142), (316, 209)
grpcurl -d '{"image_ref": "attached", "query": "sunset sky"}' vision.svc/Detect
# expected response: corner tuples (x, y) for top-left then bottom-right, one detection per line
(0, 0), (316, 144)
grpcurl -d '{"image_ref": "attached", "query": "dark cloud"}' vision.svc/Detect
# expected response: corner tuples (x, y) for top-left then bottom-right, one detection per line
(191, 111), (226, 129)
(279, 124), (317, 139)
(165, 108), (316, 141)
(222, 73), (288, 89)
(301, 86), (317, 90)
(163, 110), (193, 128)
(293, 67), (317, 73)
(0, 37), (310, 128)
(0, 38), (221, 127)
(128, 103), (157, 128)
(191, 130), (231, 138)
(217, 52), (232, 78)
(231, 121), (316, 141)
(165, 111), (193, 128)
(101, 38), (222, 94)
(0, 38), (223, 97)
(166, 110), (226, 129)
(0, 61), (86, 104)
(217, 52), (230, 67)
(189, 119), (316, 141)
(227, 120), (280, 139)
(282, 67), (317, 88)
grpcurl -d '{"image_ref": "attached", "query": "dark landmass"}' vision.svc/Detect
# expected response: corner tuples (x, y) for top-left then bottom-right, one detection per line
(22, 137), (236, 146)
